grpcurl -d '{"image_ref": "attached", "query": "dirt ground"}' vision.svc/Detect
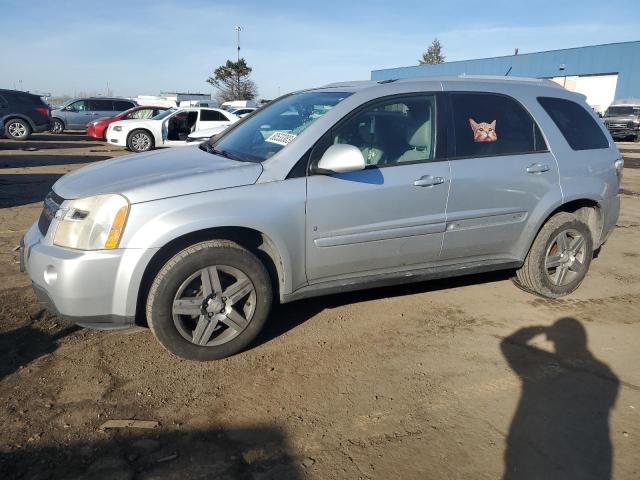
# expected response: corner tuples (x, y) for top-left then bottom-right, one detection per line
(1, 133), (639, 480)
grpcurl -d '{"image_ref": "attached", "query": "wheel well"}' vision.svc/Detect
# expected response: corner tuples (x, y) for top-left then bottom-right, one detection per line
(52, 117), (65, 127)
(127, 128), (155, 147)
(544, 199), (603, 247)
(4, 115), (34, 130)
(134, 227), (284, 326)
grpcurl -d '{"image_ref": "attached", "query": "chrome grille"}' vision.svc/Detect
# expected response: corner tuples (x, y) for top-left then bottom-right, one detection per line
(37, 191), (64, 236)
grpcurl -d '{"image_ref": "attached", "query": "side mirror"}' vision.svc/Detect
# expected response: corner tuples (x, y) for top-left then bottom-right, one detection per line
(315, 144), (366, 174)
(64, 106), (75, 112)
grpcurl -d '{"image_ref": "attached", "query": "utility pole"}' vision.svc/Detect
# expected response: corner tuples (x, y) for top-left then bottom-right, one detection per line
(235, 25), (242, 98)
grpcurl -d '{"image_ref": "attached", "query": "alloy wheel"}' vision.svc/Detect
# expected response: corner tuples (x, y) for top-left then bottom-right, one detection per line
(8, 121), (27, 138)
(544, 229), (586, 286)
(172, 265), (256, 346)
(51, 120), (63, 134)
(131, 132), (151, 151)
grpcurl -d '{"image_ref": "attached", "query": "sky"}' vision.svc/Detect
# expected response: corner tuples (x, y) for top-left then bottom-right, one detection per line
(0, 0), (637, 100)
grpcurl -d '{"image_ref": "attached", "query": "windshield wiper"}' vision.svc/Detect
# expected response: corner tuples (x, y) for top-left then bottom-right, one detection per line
(201, 143), (246, 162)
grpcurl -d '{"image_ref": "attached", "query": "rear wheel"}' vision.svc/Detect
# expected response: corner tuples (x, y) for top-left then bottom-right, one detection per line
(50, 118), (64, 134)
(513, 212), (593, 298)
(5, 118), (31, 140)
(127, 129), (154, 152)
(146, 240), (273, 361)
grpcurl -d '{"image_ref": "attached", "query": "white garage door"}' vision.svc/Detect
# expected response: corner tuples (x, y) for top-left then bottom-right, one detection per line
(549, 74), (618, 114)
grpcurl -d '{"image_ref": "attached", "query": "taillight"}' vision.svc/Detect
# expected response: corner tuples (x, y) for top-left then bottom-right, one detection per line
(614, 158), (624, 183)
(35, 106), (49, 117)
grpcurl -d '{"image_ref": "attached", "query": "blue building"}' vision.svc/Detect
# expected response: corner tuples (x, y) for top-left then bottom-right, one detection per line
(371, 41), (640, 113)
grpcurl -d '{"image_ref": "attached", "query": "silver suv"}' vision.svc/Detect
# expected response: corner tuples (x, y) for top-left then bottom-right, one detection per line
(21, 76), (623, 361)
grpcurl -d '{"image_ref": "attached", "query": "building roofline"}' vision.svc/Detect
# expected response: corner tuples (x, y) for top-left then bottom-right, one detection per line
(372, 39), (640, 73)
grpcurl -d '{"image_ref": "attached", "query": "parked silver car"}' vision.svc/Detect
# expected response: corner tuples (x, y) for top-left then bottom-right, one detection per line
(21, 76), (623, 360)
(51, 97), (137, 133)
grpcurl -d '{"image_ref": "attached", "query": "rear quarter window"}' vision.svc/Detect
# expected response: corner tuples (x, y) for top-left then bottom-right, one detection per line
(114, 100), (135, 111)
(538, 97), (609, 151)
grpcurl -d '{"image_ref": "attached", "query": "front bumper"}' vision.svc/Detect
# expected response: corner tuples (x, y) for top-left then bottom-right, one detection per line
(21, 223), (156, 330)
(606, 126), (639, 138)
(106, 127), (127, 146)
(86, 123), (100, 139)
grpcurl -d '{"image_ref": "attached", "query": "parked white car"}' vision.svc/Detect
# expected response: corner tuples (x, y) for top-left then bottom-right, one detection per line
(106, 107), (238, 153)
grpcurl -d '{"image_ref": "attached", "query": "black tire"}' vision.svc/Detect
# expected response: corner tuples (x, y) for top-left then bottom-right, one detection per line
(127, 129), (154, 153)
(146, 240), (273, 361)
(50, 118), (65, 134)
(513, 212), (593, 298)
(4, 118), (32, 140)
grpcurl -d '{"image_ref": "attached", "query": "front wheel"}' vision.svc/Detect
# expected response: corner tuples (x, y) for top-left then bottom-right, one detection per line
(127, 129), (154, 153)
(5, 118), (32, 140)
(146, 240), (273, 361)
(513, 212), (593, 298)
(50, 118), (64, 134)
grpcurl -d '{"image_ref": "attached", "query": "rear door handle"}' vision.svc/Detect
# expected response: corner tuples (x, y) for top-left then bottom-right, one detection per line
(414, 175), (445, 187)
(526, 163), (550, 174)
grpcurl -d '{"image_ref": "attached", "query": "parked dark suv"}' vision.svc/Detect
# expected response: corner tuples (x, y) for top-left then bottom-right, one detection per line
(0, 89), (51, 140)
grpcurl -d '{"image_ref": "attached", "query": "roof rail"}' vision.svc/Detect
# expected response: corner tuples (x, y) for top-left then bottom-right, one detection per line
(322, 80), (378, 88)
(457, 74), (543, 82)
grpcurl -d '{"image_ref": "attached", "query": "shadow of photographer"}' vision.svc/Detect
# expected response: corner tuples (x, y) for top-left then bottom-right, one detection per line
(501, 317), (619, 480)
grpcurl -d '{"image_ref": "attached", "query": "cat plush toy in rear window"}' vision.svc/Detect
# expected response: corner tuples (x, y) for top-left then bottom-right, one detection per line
(469, 119), (497, 142)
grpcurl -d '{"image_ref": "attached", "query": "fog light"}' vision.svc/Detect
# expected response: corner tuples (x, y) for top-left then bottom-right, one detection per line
(44, 265), (58, 285)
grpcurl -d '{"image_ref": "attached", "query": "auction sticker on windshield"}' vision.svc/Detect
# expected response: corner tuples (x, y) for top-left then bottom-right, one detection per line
(265, 131), (297, 146)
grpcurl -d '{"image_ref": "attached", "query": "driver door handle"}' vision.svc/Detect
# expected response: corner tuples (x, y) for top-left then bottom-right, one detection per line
(414, 175), (445, 187)
(526, 163), (550, 174)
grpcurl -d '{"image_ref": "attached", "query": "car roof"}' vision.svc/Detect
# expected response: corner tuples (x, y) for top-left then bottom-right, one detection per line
(68, 97), (135, 101)
(177, 107), (227, 111)
(129, 105), (169, 109)
(0, 88), (40, 96)
(314, 75), (564, 94)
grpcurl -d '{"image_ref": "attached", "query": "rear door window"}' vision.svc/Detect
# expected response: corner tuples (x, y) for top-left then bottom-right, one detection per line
(450, 93), (547, 158)
(538, 96), (609, 150)
(87, 99), (114, 111)
(200, 109), (226, 121)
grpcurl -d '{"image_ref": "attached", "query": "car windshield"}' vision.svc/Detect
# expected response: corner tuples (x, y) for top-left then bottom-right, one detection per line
(153, 108), (176, 120)
(605, 106), (640, 117)
(203, 91), (352, 162)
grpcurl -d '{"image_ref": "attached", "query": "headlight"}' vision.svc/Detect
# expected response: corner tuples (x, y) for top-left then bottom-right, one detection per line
(113, 125), (122, 131)
(53, 194), (129, 250)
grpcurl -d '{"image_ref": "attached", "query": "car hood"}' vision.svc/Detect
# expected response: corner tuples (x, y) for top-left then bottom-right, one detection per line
(52, 146), (263, 203)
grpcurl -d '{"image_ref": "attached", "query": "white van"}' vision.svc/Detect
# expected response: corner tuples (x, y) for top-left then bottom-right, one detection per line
(221, 100), (256, 111)
(179, 100), (219, 108)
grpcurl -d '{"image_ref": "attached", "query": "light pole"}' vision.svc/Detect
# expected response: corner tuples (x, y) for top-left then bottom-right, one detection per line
(235, 25), (242, 62)
(235, 25), (243, 98)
